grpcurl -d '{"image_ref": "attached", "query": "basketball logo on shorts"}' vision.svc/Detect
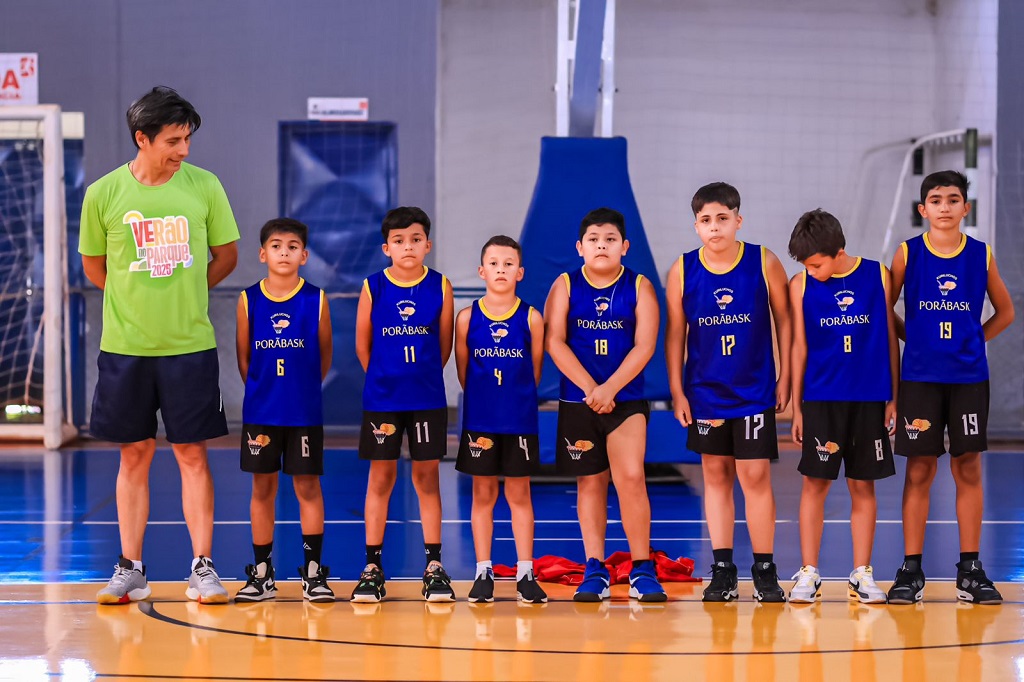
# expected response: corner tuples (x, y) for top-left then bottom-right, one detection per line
(271, 312), (291, 335)
(489, 322), (509, 343)
(695, 419), (725, 436)
(904, 417), (931, 440)
(371, 422), (397, 444)
(594, 296), (611, 317)
(467, 434), (495, 458)
(936, 274), (957, 297)
(713, 288), (734, 310)
(835, 290), (855, 311)
(246, 432), (270, 455)
(396, 300), (416, 321)
(564, 438), (594, 460)
(813, 437), (839, 461)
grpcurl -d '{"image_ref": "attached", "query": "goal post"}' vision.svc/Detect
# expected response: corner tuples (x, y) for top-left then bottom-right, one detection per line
(0, 104), (77, 449)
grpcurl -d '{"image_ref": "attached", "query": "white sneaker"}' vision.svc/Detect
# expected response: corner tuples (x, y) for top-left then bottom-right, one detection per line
(788, 565), (821, 603)
(185, 556), (229, 604)
(848, 565), (887, 604)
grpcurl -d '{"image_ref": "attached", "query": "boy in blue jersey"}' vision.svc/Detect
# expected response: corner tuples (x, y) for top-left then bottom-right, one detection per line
(786, 210), (898, 604)
(665, 182), (791, 603)
(352, 207), (456, 603)
(455, 235), (548, 604)
(887, 171), (1014, 605)
(545, 208), (667, 603)
(234, 218), (335, 603)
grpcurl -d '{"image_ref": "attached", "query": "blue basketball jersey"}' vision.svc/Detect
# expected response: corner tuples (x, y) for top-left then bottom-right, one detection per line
(363, 266), (448, 411)
(801, 258), (892, 402)
(462, 299), (539, 434)
(682, 242), (776, 418)
(560, 266), (644, 402)
(242, 279), (324, 426)
(901, 234), (990, 383)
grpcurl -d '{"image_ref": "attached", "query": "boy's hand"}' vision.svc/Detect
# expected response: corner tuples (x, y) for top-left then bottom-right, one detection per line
(673, 395), (692, 427)
(775, 379), (791, 413)
(885, 400), (897, 436)
(791, 409), (803, 444)
(586, 383), (617, 414)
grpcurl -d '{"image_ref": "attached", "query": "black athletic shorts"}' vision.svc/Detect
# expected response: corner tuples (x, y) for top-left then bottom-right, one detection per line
(895, 381), (989, 457)
(798, 401), (894, 481)
(455, 431), (541, 477)
(358, 408), (448, 461)
(240, 424), (324, 476)
(686, 407), (779, 461)
(555, 400), (650, 476)
(89, 349), (228, 444)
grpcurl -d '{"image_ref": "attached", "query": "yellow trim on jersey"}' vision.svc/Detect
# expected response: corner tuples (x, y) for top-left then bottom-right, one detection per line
(241, 290), (248, 317)
(527, 306), (537, 330)
(986, 244), (992, 270)
(260, 277), (305, 303)
(923, 233), (967, 259)
(362, 279), (371, 302)
(879, 261), (887, 288)
(561, 272), (571, 297)
(699, 241), (745, 275)
(900, 241), (908, 264)
(441, 274), (449, 295)
(677, 255), (685, 295)
(581, 265), (625, 289)
(319, 289), (325, 321)
(635, 273), (644, 296)
(384, 265), (429, 287)
(832, 257), (862, 278)
(800, 270), (806, 296)
(760, 245), (769, 292)
(479, 297), (522, 322)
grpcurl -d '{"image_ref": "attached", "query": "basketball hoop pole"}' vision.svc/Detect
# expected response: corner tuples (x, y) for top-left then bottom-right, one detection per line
(555, 0), (616, 138)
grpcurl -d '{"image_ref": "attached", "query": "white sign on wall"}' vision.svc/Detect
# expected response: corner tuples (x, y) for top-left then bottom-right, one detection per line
(0, 53), (38, 106)
(307, 97), (369, 121)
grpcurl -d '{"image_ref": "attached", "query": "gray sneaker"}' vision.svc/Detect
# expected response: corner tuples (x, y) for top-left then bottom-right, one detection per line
(185, 556), (229, 604)
(97, 556), (152, 605)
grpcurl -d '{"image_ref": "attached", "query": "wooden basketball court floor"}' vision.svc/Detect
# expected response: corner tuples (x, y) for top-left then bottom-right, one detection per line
(1, 444), (1022, 681)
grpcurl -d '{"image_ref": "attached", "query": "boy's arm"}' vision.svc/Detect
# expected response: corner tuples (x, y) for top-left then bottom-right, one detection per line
(236, 293), (250, 382)
(82, 256), (107, 290)
(454, 306), (471, 389)
(544, 276), (599, 400)
(889, 246), (907, 341)
(355, 281), (373, 373)
(588, 277), (659, 413)
(318, 292), (333, 381)
(665, 258), (691, 426)
(766, 250), (792, 412)
(788, 274), (807, 443)
(440, 279), (455, 366)
(883, 265), (899, 435)
(530, 308), (545, 385)
(983, 255), (1015, 341)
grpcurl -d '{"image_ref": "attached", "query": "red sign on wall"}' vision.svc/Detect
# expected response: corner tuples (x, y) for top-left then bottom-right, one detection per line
(0, 54), (39, 105)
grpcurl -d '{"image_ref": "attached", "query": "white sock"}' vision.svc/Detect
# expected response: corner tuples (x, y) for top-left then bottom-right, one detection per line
(517, 560), (534, 581)
(131, 560), (143, 572)
(476, 560), (492, 578)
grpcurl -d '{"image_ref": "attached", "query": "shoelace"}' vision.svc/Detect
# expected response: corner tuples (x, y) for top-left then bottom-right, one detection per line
(358, 567), (382, 587)
(856, 569), (880, 589)
(108, 564), (132, 587)
(194, 563), (221, 586)
(791, 569), (817, 588)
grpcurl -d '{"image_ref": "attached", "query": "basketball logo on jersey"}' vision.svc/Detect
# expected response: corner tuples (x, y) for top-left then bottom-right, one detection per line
(489, 322), (509, 343)
(246, 432), (270, 455)
(564, 438), (594, 460)
(814, 437), (839, 461)
(714, 288), (734, 310)
(695, 419), (725, 436)
(835, 290), (855, 311)
(594, 296), (611, 317)
(271, 312), (291, 335)
(936, 274), (958, 297)
(903, 417), (931, 440)
(396, 300), (417, 321)
(371, 422), (397, 444)
(467, 434), (495, 458)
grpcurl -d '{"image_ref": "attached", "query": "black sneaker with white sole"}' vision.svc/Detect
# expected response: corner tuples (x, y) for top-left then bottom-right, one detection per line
(887, 562), (926, 604)
(702, 561), (739, 602)
(300, 561), (335, 603)
(234, 562), (277, 602)
(422, 561), (456, 602)
(751, 561), (786, 603)
(468, 569), (494, 603)
(516, 573), (548, 603)
(955, 560), (1002, 605)
(351, 564), (386, 603)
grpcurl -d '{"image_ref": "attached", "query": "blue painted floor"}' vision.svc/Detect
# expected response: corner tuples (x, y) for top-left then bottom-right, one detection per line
(1, 447), (1022, 585)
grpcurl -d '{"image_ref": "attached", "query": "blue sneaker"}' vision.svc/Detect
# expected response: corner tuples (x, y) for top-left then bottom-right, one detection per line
(573, 558), (611, 602)
(628, 561), (668, 602)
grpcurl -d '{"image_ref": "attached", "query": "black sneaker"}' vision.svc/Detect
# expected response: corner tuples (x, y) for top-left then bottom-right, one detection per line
(234, 562), (277, 603)
(299, 561), (335, 603)
(468, 569), (494, 603)
(516, 572), (548, 604)
(955, 560), (1002, 605)
(702, 561), (739, 602)
(422, 561), (456, 602)
(751, 561), (786, 603)
(351, 564), (387, 603)
(887, 562), (926, 604)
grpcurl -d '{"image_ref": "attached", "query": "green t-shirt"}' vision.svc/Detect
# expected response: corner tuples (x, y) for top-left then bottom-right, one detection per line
(78, 162), (240, 356)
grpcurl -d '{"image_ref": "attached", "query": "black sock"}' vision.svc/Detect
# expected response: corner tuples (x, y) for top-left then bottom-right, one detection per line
(253, 542), (273, 567)
(904, 554), (923, 570)
(712, 548), (734, 565)
(425, 543), (442, 565)
(960, 551), (979, 564)
(302, 533), (323, 569)
(366, 544), (383, 570)
(633, 559), (653, 570)
(753, 553), (773, 566)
